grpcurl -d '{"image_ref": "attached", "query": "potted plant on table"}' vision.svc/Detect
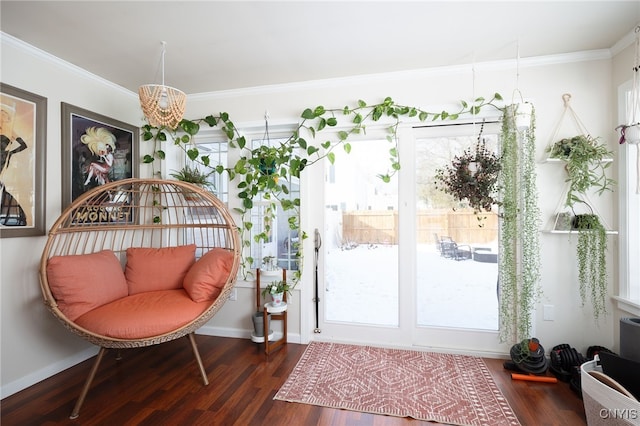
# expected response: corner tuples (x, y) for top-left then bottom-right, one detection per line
(261, 280), (290, 307)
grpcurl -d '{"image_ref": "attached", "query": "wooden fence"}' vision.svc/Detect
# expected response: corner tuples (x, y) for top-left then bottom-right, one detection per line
(341, 209), (498, 246)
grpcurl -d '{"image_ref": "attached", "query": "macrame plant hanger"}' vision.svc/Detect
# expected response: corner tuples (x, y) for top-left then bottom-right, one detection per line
(548, 94), (612, 230)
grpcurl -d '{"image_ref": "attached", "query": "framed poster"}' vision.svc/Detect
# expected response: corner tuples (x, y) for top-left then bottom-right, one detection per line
(0, 83), (47, 238)
(61, 103), (138, 214)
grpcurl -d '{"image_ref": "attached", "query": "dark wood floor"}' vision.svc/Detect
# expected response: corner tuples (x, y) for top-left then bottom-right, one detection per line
(1, 336), (586, 426)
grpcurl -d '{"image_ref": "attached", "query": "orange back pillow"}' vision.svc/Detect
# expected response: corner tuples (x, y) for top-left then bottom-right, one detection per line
(125, 245), (196, 295)
(183, 248), (234, 302)
(47, 250), (128, 321)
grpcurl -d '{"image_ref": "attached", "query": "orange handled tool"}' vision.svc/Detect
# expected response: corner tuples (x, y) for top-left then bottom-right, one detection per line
(511, 373), (558, 383)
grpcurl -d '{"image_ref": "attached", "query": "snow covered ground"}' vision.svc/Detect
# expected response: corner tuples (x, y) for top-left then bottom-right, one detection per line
(325, 243), (498, 330)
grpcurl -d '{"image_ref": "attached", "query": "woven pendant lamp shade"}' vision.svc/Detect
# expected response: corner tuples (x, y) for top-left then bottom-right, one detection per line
(138, 41), (186, 129)
(139, 84), (186, 128)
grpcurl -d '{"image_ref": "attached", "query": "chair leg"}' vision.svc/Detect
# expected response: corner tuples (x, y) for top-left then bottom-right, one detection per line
(187, 333), (209, 386)
(70, 347), (107, 419)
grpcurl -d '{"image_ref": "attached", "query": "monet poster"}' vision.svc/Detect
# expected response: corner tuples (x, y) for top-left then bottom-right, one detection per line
(0, 84), (46, 238)
(61, 103), (138, 213)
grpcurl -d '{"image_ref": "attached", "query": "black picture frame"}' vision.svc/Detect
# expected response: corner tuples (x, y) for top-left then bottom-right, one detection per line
(61, 103), (138, 215)
(0, 83), (47, 238)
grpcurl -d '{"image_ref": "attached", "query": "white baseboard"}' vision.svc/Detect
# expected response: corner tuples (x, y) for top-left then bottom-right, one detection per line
(196, 325), (301, 344)
(1, 347), (98, 399)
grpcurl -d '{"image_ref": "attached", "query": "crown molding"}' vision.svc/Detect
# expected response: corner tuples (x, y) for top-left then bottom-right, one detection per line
(1, 31), (135, 98)
(610, 23), (640, 56)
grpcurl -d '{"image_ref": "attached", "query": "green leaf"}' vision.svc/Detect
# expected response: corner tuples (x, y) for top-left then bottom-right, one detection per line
(380, 174), (391, 183)
(298, 138), (308, 149)
(158, 132), (167, 142)
(338, 131), (348, 140)
(204, 115), (218, 127)
(244, 222), (253, 230)
(314, 106), (326, 116)
(392, 162), (401, 170)
(243, 198), (253, 209)
(461, 100), (468, 108)
(187, 148), (199, 161)
(358, 99), (367, 107)
(344, 143), (351, 154)
(419, 111), (428, 121)
(179, 120), (200, 136)
(301, 108), (315, 119)
(353, 113), (363, 124)
(307, 146), (319, 155)
(494, 92), (503, 101)
(157, 150), (166, 160)
(327, 152), (335, 164)
(143, 154), (154, 164)
(321, 141), (331, 149)
(317, 118), (326, 131)
(327, 117), (338, 126)
(237, 136), (246, 149)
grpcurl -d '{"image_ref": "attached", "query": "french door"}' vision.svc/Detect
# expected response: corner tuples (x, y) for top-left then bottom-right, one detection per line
(315, 124), (510, 355)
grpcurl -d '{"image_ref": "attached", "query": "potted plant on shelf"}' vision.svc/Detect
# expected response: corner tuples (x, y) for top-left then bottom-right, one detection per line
(260, 255), (282, 278)
(572, 203), (608, 320)
(261, 280), (290, 307)
(547, 134), (614, 207)
(170, 163), (215, 200)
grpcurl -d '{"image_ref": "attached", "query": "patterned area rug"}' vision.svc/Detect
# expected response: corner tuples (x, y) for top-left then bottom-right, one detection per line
(275, 342), (521, 426)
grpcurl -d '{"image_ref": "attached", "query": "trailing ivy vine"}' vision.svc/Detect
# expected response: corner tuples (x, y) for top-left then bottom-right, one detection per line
(141, 94), (503, 283)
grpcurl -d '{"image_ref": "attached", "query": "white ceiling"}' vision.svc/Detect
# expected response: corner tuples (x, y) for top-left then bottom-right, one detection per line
(1, 1), (639, 95)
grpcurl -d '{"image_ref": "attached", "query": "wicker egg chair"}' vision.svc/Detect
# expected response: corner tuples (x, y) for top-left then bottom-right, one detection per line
(39, 178), (240, 418)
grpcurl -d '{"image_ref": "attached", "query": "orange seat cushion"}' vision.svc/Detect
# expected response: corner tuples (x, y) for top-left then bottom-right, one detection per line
(47, 250), (128, 321)
(125, 245), (196, 295)
(183, 248), (235, 302)
(74, 289), (210, 339)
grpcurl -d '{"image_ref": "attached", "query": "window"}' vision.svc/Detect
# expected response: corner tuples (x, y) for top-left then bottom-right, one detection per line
(195, 140), (229, 203)
(616, 81), (640, 314)
(249, 136), (300, 272)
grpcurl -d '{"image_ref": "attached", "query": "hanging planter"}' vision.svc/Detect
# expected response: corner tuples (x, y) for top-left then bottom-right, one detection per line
(498, 103), (542, 344)
(434, 121), (502, 215)
(514, 102), (533, 131)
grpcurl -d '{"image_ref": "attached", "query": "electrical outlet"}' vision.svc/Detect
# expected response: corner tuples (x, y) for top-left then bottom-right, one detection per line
(543, 304), (554, 321)
(228, 288), (237, 301)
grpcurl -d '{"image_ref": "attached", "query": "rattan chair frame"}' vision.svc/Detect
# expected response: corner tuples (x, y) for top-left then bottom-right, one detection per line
(39, 178), (241, 418)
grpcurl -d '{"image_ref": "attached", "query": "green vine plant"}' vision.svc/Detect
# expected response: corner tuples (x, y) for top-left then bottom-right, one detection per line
(547, 134), (615, 207)
(574, 213), (607, 320)
(498, 104), (542, 344)
(141, 94), (504, 283)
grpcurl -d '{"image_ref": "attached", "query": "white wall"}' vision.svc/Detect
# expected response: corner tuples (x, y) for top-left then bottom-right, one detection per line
(0, 36), (145, 397)
(1, 32), (633, 398)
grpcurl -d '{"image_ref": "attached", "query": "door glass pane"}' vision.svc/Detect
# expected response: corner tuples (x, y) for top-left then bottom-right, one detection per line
(415, 131), (499, 330)
(324, 139), (399, 326)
